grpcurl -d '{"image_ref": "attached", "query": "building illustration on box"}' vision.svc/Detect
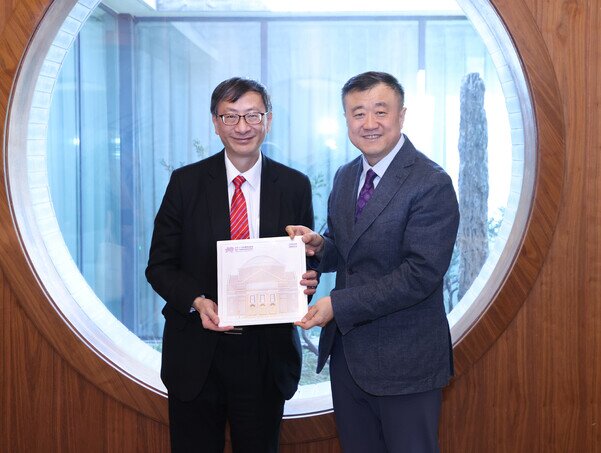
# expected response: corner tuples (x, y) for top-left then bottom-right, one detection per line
(225, 255), (298, 317)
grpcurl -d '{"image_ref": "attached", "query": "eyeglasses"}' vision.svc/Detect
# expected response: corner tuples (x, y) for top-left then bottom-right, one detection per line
(218, 112), (268, 126)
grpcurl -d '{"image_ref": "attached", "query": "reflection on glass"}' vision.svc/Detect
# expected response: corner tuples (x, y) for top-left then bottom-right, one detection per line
(46, 2), (514, 390)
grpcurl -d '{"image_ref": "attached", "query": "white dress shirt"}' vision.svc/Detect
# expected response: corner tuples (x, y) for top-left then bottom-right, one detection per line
(356, 134), (406, 198)
(224, 152), (262, 239)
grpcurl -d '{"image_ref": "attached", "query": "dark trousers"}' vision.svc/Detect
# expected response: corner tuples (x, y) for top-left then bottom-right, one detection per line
(330, 334), (442, 453)
(168, 330), (285, 453)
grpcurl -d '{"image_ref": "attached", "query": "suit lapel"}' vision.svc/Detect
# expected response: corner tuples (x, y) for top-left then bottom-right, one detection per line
(259, 155), (281, 238)
(336, 158), (362, 258)
(347, 139), (416, 254)
(206, 150), (231, 241)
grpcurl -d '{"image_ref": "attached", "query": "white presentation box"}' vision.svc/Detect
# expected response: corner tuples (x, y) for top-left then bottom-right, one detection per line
(217, 236), (307, 326)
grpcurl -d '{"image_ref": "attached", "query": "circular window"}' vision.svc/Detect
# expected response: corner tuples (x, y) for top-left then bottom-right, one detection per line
(7, 0), (534, 417)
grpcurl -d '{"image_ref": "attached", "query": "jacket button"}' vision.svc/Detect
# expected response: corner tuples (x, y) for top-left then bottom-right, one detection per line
(347, 268), (354, 275)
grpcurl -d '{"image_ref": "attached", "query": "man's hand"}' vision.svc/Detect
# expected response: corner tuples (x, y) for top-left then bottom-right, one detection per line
(300, 270), (319, 296)
(285, 225), (324, 256)
(295, 296), (333, 329)
(192, 296), (234, 332)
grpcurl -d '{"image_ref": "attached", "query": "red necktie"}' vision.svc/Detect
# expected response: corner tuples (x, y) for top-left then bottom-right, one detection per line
(230, 175), (250, 240)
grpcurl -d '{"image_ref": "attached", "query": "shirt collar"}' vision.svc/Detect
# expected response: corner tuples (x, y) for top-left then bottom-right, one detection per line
(225, 152), (262, 190)
(361, 133), (405, 178)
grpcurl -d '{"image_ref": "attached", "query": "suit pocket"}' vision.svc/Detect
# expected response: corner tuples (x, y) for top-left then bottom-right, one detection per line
(162, 305), (190, 331)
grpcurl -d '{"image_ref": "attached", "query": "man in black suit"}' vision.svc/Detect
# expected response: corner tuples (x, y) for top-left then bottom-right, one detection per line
(146, 77), (317, 453)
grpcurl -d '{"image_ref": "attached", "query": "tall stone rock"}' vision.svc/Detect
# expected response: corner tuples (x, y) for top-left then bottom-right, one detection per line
(457, 72), (489, 301)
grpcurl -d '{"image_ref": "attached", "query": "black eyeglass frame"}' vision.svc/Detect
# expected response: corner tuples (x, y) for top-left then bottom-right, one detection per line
(217, 112), (269, 125)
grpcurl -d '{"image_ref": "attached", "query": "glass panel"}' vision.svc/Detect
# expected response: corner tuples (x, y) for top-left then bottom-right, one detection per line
(45, 1), (517, 400)
(134, 20), (262, 346)
(155, 0), (463, 14)
(48, 8), (123, 318)
(424, 20), (511, 311)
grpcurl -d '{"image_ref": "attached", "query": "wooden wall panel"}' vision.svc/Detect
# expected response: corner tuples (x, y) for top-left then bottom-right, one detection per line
(0, 1), (19, 32)
(1, 0), (601, 452)
(1, 269), (171, 453)
(0, 259), (340, 453)
(440, 0), (601, 452)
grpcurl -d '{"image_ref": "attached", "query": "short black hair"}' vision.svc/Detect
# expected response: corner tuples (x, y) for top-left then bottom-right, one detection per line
(341, 71), (405, 109)
(210, 77), (272, 115)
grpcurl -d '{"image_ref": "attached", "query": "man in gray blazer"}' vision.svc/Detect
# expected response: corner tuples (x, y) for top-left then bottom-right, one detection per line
(287, 71), (459, 452)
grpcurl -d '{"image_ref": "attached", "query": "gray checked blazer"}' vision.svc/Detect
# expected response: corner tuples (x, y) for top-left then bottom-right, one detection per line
(315, 136), (460, 396)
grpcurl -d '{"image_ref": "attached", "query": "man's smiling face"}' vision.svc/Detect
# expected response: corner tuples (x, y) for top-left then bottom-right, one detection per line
(343, 83), (406, 166)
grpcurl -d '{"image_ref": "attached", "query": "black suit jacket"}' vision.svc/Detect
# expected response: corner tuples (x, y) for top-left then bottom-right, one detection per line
(146, 150), (314, 401)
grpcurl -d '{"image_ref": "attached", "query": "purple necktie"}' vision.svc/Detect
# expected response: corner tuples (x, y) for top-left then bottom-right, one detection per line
(355, 169), (377, 222)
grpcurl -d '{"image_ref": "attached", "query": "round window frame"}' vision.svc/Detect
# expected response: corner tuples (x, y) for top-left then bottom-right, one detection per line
(1, 0), (564, 437)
